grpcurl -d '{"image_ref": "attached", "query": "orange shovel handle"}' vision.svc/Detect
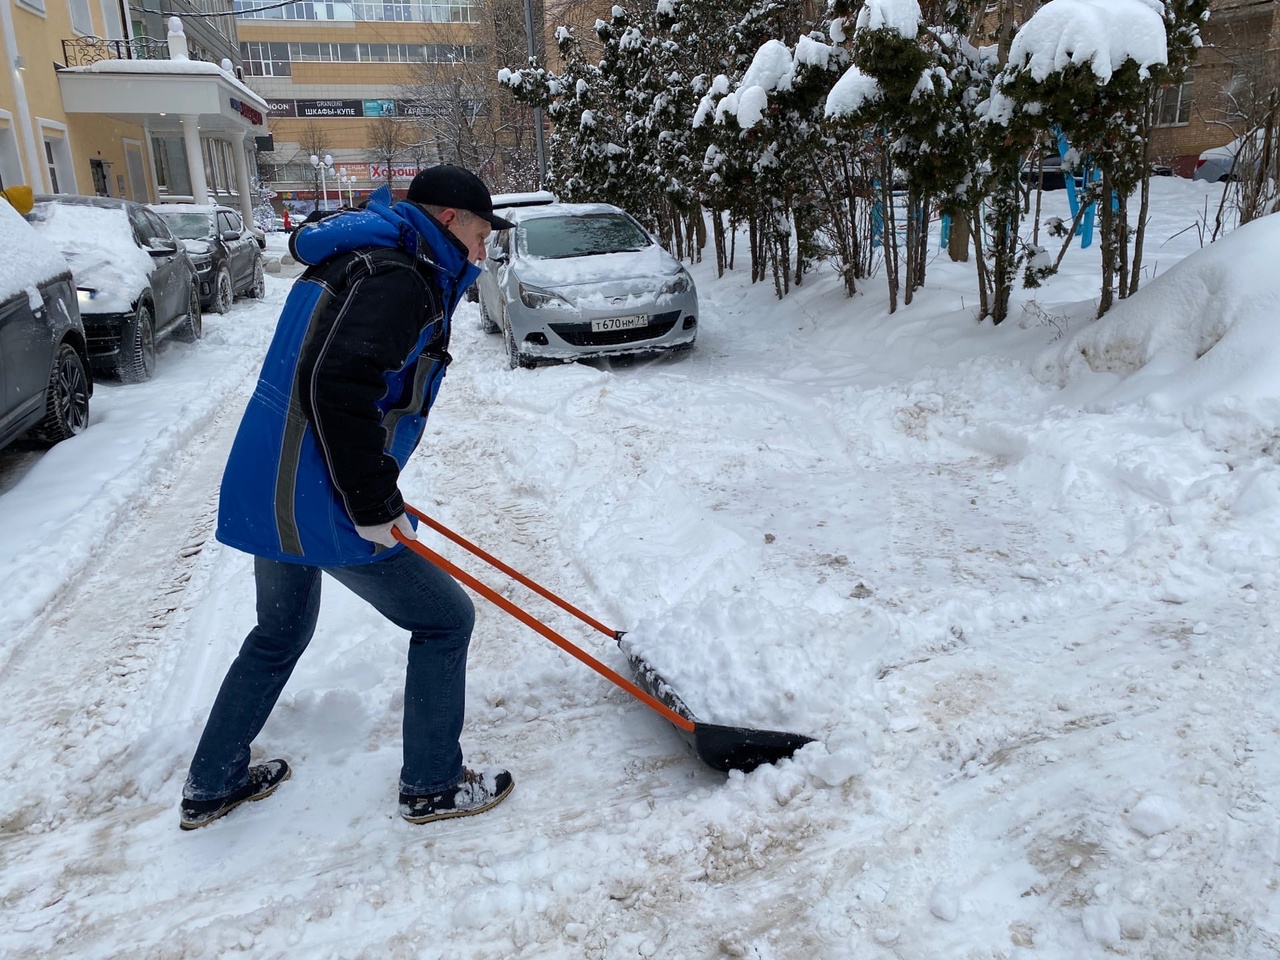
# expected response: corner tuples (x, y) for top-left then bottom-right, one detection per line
(392, 527), (696, 734)
(404, 503), (617, 639)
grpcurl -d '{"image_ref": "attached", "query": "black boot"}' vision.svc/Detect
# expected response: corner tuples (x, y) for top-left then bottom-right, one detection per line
(180, 759), (291, 830)
(399, 767), (514, 824)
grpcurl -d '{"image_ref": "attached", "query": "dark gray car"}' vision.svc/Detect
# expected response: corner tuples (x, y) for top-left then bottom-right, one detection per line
(152, 203), (265, 313)
(29, 195), (201, 383)
(0, 199), (92, 451)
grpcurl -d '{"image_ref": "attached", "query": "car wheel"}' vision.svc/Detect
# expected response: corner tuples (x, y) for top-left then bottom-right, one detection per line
(174, 283), (203, 343)
(246, 257), (266, 299)
(114, 301), (156, 383)
(29, 343), (90, 444)
(479, 297), (500, 334)
(503, 313), (536, 370)
(212, 265), (233, 314)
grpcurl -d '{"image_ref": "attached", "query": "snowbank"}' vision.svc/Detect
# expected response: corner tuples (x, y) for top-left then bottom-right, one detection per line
(1036, 212), (1280, 411)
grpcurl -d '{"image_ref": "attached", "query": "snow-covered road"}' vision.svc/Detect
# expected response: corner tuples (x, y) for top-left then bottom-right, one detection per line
(2, 183), (1279, 958)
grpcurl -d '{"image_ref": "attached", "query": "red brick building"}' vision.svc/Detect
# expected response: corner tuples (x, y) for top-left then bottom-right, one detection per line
(1150, 0), (1280, 175)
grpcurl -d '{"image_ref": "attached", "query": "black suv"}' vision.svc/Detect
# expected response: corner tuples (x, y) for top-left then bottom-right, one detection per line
(0, 197), (92, 451)
(29, 195), (201, 384)
(152, 204), (265, 314)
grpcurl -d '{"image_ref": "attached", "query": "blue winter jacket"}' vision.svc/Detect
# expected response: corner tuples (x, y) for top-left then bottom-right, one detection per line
(216, 190), (481, 566)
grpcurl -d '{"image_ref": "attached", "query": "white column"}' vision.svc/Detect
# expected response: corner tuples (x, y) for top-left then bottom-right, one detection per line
(231, 138), (254, 225)
(181, 115), (208, 204)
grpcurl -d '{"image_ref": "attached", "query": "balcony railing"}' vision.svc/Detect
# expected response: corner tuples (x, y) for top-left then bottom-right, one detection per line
(60, 35), (210, 68)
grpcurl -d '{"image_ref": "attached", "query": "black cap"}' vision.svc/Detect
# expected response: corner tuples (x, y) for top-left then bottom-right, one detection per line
(405, 164), (516, 230)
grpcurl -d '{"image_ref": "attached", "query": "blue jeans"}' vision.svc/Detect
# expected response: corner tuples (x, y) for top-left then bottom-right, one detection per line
(184, 547), (475, 801)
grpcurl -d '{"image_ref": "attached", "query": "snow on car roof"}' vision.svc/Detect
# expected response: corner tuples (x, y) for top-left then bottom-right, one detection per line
(27, 197), (154, 315)
(500, 201), (627, 223)
(151, 203), (231, 215)
(488, 190), (558, 208)
(0, 199), (71, 307)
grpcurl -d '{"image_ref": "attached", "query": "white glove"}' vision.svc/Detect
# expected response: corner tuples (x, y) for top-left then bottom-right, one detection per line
(354, 513), (416, 548)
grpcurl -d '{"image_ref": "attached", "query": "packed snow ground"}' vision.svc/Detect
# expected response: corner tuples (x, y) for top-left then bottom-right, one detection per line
(1, 180), (1278, 959)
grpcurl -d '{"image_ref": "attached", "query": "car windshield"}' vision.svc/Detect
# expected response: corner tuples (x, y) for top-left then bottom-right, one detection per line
(157, 212), (214, 240)
(520, 214), (650, 259)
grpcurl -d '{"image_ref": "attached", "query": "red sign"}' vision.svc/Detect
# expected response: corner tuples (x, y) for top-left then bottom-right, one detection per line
(368, 164), (419, 182)
(230, 98), (264, 127)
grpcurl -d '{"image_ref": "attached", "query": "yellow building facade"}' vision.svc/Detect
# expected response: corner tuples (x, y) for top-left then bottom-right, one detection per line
(2, 0), (267, 225)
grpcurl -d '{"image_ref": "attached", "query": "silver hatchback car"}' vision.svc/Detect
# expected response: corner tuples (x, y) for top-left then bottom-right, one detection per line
(474, 202), (698, 368)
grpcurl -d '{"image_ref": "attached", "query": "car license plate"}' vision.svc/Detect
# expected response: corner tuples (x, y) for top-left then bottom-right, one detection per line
(591, 315), (649, 332)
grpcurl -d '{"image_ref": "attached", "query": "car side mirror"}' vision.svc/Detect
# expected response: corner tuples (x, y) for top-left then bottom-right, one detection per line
(148, 239), (178, 255)
(221, 229), (241, 241)
(491, 250), (508, 264)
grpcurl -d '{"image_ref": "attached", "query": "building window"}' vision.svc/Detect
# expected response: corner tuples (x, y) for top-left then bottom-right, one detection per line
(240, 41), (292, 76)
(98, 0), (125, 37)
(152, 136), (192, 196)
(1155, 80), (1193, 127)
(44, 138), (74, 194)
(15, 0), (47, 15)
(242, 38), (473, 70)
(234, 0), (475, 22)
(68, 0), (94, 33)
(151, 136), (170, 190)
(90, 158), (110, 196)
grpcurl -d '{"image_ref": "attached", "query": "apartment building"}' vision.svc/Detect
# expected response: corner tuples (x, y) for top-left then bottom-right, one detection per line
(1149, 0), (1280, 174)
(973, 0), (1280, 173)
(235, 0), (506, 212)
(1, 0), (267, 224)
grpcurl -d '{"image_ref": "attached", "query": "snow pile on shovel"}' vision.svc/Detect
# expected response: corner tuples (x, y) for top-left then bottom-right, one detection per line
(621, 592), (876, 739)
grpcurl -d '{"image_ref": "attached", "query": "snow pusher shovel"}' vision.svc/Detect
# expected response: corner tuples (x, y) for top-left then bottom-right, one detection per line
(394, 504), (815, 773)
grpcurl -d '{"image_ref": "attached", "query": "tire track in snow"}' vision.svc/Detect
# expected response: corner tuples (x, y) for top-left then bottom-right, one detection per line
(0, 406), (235, 834)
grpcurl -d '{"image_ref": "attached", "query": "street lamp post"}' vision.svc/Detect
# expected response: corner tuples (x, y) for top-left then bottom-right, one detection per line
(309, 153), (334, 212)
(522, 0), (547, 186)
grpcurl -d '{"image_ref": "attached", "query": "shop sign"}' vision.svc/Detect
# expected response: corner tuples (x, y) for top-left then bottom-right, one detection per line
(363, 99), (397, 118)
(265, 100), (297, 118)
(368, 164), (419, 182)
(296, 99), (362, 118)
(395, 100), (446, 119)
(230, 98), (265, 127)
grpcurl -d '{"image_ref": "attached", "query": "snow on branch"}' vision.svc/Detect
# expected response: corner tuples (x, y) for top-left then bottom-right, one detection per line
(855, 0), (921, 38)
(1006, 0), (1167, 86)
(824, 65), (884, 119)
(715, 39), (795, 129)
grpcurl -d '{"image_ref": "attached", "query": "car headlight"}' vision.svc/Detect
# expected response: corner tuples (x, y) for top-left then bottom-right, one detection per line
(191, 256), (213, 273)
(519, 282), (571, 309)
(659, 270), (693, 296)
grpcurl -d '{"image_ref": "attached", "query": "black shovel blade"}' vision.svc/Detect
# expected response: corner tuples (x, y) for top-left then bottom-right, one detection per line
(693, 722), (816, 774)
(619, 639), (815, 773)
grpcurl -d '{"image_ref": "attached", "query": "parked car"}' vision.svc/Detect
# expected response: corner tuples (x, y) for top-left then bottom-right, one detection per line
(474, 201), (697, 369)
(151, 203), (265, 313)
(463, 191), (557, 303)
(1019, 153), (1083, 191)
(1191, 131), (1274, 184)
(0, 193), (92, 451)
(1194, 141), (1240, 183)
(28, 195), (201, 383)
